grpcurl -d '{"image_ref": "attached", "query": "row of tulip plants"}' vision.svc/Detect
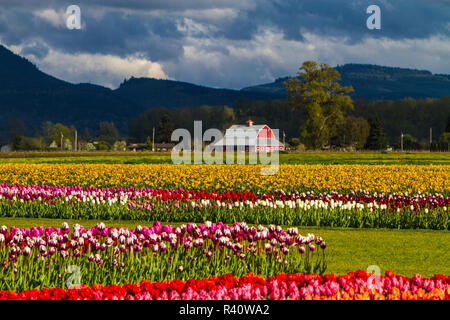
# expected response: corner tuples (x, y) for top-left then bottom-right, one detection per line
(0, 184), (448, 229)
(1, 270), (448, 300)
(0, 222), (326, 292)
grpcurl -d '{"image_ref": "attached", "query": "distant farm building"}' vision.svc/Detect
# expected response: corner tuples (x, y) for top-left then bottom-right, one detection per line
(127, 143), (146, 152)
(0, 145), (11, 152)
(154, 143), (175, 152)
(127, 142), (175, 152)
(213, 120), (284, 152)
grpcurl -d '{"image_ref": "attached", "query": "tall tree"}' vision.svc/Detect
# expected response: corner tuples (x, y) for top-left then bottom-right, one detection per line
(332, 116), (370, 149)
(50, 123), (73, 148)
(283, 61), (354, 149)
(289, 138), (301, 150)
(97, 122), (119, 145)
(41, 121), (54, 144)
(81, 128), (92, 142)
(145, 136), (153, 150)
(7, 118), (26, 142)
(446, 114), (450, 132)
(157, 114), (174, 143)
(364, 116), (388, 150)
(11, 135), (24, 151)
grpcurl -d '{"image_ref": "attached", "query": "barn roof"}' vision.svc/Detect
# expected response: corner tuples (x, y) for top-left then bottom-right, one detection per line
(224, 125), (268, 138)
(228, 124), (266, 130)
(213, 137), (284, 147)
(212, 122), (284, 147)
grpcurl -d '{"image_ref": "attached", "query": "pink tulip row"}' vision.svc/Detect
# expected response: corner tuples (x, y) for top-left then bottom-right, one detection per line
(0, 221), (326, 292)
(1, 221), (322, 254)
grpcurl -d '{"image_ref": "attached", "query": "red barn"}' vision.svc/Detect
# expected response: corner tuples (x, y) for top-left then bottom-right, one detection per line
(213, 120), (284, 152)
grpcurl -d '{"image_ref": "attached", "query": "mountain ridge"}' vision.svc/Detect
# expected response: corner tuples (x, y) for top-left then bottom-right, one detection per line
(242, 63), (450, 100)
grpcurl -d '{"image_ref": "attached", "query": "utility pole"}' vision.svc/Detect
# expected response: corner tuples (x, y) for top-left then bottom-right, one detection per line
(74, 130), (78, 152)
(283, 131), (286, 148)
(152, 127), (155, 152)
(400, 131), (403, 152)
(429, 127), (432, 152)
(60, 132), (63, 152)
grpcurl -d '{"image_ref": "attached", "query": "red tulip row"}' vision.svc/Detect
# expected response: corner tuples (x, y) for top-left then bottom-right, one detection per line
(1, 184), (448, 210)
(1, 270), (448, 300)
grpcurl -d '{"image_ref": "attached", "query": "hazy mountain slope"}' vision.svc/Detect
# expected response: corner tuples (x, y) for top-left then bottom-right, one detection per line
(242, 64), (450, 100)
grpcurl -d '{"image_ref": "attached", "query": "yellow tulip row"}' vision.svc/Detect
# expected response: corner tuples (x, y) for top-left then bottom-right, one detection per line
(0, 163), (448, 193)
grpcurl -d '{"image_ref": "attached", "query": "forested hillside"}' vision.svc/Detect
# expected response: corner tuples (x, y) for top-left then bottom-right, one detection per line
(242, 64), (450, 100)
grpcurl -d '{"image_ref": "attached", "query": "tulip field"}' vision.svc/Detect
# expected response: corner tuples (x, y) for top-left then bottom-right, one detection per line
(0, 155), (448, 300)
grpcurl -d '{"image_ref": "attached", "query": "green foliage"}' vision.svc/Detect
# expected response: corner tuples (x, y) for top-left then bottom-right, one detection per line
(398, 134), (422, 150)
(289, 138), (301, 149)
(128, 105), (236, 143)
(231, 97), (450, 147)
(364, 117), (388, 150)
(50, 123), (73, 148)
(351, 97), (450, 144)
(157, 114), (174, 143)
(116, 77), (274, 113)
(435, 132), (450, 151)
(439, 132), (450, 144)
(112, 140), (127, 151)
(144, 136), (153, 150)
(331, 116), (370, 149)
(96, 141), (111, 150)
(283, 61), (354, 149)
(78, 142), (96, 151)
(41, 121), (54, 145)
(97, 122), (119, 145)
(11, 136), (44, 151)
(81, 127), (92, 142)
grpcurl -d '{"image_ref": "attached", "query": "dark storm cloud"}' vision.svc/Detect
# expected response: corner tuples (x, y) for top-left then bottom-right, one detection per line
(57, 11), (184, 61)
(0, 0), (251, 11)
(2, 0), (447, 44)
(205, 0), (449, 43)
(0, 7), (184, 61)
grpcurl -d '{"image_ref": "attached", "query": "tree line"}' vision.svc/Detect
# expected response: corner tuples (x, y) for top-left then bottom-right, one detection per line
(4, 120), (123, 151)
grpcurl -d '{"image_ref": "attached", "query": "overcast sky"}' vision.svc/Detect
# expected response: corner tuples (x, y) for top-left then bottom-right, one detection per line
(0, 0), (449, 89)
